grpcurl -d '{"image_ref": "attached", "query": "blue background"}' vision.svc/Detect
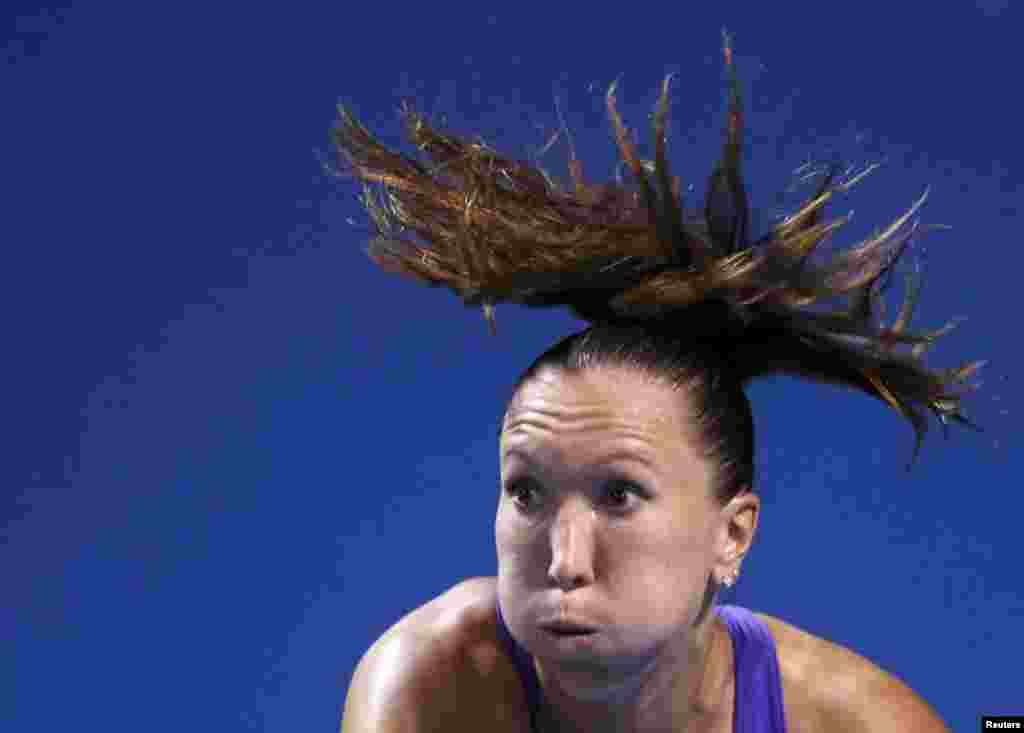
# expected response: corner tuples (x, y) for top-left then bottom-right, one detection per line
(3, 1), (1021, 730)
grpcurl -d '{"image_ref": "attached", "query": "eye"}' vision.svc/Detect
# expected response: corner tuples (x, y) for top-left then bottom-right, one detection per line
(602, 480), (643, 511)
(505, 478), (541, 512)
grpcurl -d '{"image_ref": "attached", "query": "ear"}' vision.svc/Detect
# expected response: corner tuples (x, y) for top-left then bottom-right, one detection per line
(711, 488), (760, 583)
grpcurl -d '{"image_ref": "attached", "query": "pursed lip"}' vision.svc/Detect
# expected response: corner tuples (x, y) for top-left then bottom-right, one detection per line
(538, 619), (598, 634)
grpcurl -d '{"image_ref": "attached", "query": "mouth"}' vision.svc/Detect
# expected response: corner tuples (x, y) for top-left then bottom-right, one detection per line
(539, 621), (598, 636)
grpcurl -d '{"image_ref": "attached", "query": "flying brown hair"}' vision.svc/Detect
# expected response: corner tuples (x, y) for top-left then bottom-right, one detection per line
(330, 31), (983, 465)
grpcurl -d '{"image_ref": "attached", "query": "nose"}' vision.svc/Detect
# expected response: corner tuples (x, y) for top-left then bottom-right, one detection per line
(548, 501), (596, 591)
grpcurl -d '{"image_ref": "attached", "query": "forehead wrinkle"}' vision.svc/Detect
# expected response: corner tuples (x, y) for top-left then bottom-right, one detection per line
(501, 366), (707, 474)
(503, 407), (666, 442)
(507, 368), (683, 428)
(503, 396), (679, 442)
(501, 409), (670, 471)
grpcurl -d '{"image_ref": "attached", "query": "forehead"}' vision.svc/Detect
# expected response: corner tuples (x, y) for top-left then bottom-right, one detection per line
(502, 367), (705, 470)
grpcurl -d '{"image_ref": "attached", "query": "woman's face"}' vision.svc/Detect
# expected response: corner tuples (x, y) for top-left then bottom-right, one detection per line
(496, 365), (740, 686)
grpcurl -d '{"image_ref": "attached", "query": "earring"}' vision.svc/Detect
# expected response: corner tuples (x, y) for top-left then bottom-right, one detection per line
(720, 568), (740, 588)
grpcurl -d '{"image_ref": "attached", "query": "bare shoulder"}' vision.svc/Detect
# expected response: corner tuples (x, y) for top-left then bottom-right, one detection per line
(752, 611), (951, 733)
(342, 577), (528, 733)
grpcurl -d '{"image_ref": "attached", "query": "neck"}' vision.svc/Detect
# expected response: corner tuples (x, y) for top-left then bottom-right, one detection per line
(534, 611), (732, 733)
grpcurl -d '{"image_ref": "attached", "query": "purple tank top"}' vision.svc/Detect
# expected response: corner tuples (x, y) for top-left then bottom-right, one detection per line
(494, 603), (787, 733)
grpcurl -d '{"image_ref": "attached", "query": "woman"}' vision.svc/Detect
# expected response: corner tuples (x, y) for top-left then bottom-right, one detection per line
(336, 35), (978, 732)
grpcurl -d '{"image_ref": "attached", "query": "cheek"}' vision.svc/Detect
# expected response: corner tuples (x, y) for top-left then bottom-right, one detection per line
(494, 519), (538, 642)
(495, 509), (537, 578)
(494, 505), (516, 556)
(604, 525), (712, 624)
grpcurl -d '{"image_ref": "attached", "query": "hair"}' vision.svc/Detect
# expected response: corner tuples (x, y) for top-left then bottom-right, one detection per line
(330, 31), (983, 479)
